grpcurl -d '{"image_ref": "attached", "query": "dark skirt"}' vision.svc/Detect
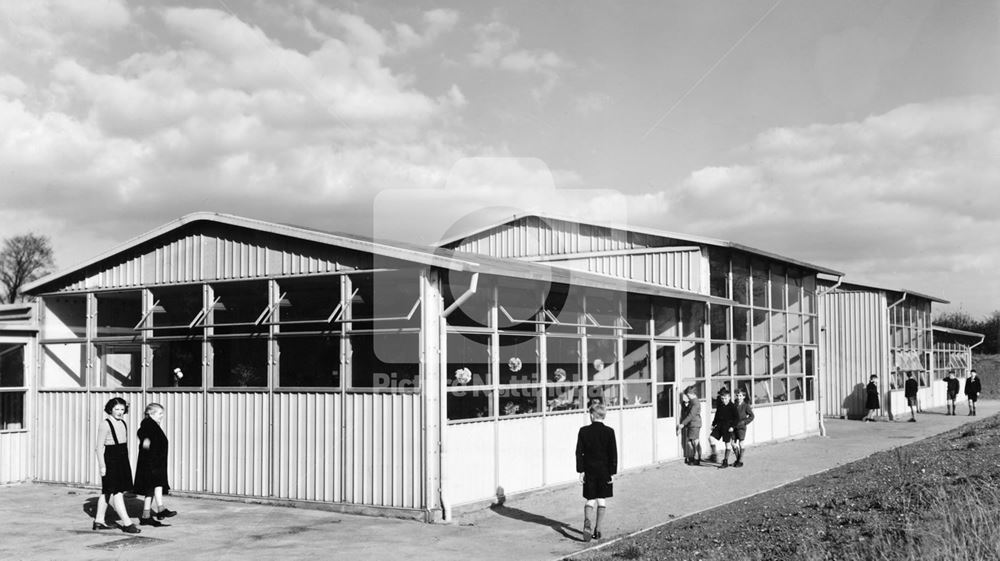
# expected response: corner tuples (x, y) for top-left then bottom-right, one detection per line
(582, 470), (613, 500)
(865, 392), (880, 410)
(102, 443), (133, 495)
(133, 453), (170, 496)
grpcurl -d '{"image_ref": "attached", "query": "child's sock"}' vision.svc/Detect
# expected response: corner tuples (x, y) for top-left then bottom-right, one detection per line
(141, 508), (151, 519)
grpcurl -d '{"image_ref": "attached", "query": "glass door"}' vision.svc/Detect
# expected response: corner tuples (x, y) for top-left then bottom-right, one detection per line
(654, 344), (679, 461)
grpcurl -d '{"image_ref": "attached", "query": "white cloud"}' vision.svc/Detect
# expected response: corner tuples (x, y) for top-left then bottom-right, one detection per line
(628, 96), (1000, 311)
(468, 20), (566, 99)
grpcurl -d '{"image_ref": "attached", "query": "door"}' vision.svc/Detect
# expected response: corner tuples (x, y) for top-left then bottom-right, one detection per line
(653, 343), (679, 461)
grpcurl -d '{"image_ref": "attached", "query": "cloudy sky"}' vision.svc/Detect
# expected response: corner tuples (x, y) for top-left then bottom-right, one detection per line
(1, 0), (998, 316)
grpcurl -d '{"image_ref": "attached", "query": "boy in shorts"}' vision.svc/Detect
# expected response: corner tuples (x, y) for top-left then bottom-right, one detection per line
(945, 371), (960, 415)
(732, 388), (754, 467)
(576, 403), (618, 542)
(904, 371), (918, 422)
(708, 390), (738, 468)
(677, 386), (703, 466)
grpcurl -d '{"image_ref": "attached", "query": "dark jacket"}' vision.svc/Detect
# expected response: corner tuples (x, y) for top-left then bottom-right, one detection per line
(865, 382), (880, 410)
(946, 377), (960, 395)
(575, 421), (618, 477)
(965, 376), (982, 397)
(133, 417), (170, 495)
(904, 378), (918, 398)
(679, 398), (702, 429)
(711, 402), (738, 431)
(735, 401), (755, 428)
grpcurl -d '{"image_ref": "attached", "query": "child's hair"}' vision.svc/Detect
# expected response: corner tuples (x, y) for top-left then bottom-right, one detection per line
(736, 388), (747, 398)
(104, 397), (129, 415)
(684, 386), (698, 398)
(870, 375), (878, 381)
(718, 389), (731, 397)
(589, 403), (607, 420)
(144, 403), (164, 417)
(906, 371), (913, 378)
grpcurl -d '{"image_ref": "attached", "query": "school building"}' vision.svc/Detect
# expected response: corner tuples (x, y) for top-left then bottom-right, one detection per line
(0, 211), (982, 519)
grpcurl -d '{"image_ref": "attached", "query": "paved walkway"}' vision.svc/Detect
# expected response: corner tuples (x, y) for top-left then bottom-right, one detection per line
(1, 402), (996, 561)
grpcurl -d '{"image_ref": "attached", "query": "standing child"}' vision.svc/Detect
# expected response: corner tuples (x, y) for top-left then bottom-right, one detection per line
(732, 389), (754, 467)
(93, 397), (140, 534)
(945, 372), (960, 415)
(133, 403), (177, 526)
(677, 386), (702, 466)
(708, 390), (738, 468)
(576, 403), (617, 542)
(863, 375), (880, 422)
(965, 369), (982, 416)
(904, 372), (918, 422)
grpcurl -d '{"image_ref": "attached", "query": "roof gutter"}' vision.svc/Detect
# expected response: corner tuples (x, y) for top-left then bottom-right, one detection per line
(816, 274), (844, 296)
(888, 291), (908, 309)
(970, 333), (986, 351)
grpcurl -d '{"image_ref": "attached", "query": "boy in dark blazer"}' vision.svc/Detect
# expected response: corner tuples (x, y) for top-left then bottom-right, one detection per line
(904, 372), (918, 422)
(965, 369), (982, 416)
(945, 372), (960, 415)
(708, 390), (738, 468)
(576, 403), (618, 542)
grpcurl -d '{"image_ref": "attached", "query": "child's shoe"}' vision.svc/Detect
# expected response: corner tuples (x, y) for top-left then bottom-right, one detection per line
(719, 459), (729, 468)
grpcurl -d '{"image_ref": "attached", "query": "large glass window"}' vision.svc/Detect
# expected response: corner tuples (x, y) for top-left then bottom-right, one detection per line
(447, 390), (493, 421)
(277, 335), (340, 388)
(498, 334), (540, 384)
(751, 259), (768, 308)
(348, 270), (421, 330)
(732, 255), (750, 305)
(96, 291), (142, 338)
(547, 384), (583, 412)
(276, 275), (342, 331)
(97, 344), (141, 388)
(447, 332), (491, 387)
(43, 295), (87, 339)
(150, 285), (203, 337)
(349, 332), (419, 389)
(548, 336), (582, 383)
(587, 338), (618, 382)
(0, 344), (25, 387)
(41, 343), (86, 388)
(443, 272), (491, 329)
(212, 338), (267, 387)
(498, 280), (543, 332)
(710, 251), (729, 298)
(710, 305), (728, 340)
(770, 266), (785, 310)
(499, 387), (541, 416)
(151, 339), (202, 387)
(0, 391), (24, 431)
(211, 281), (269, 335)
(625, 294), (651, 336)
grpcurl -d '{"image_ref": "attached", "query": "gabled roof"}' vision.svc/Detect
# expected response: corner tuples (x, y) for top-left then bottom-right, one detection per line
(434, 212), (844, 276)
(23, 212), (732, 305)
(817, 273), (949, 304)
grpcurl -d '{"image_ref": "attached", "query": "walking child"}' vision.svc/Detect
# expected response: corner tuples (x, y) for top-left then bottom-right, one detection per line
(576, 403), (618, 542)
(708, 390), (738, 468)
(945, 371), (960, 415)
(904, 372), (918, 422)
(93, 397), (140, 534)
(965, 369), (982, 416)
(863, 375), (879, 422)
(677, 386), (702, 466)
(133, 403), (177, 526)
(732, 388), (754, 467)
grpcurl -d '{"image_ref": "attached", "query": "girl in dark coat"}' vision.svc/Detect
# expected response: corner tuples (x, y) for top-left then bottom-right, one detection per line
(133, 403), (176, 526)
(93, 397), (140, 533)
(863, 375), (880, 422)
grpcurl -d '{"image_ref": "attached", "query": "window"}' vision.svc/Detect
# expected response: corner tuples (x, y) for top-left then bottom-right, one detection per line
(732, 255), (750, 305)
(498, 280), (543, 332)
(499, 387), (541, 416)
(547, 384), (583, 412)
(151, 339), (202, 387)
(680, 302), (704, 339)
(276, 276), (342, 332)
(711, 343), (730, 377)
(710, 305), (728, 340)
(710, 251), (729, 298)
(349, 332), (419, 389)
(277, 335), (341, 388)
(751, 260), (768, 308)
(443, 272), (490, 328)
(587, 338), (618, 382)
(348, 270), (421, 330)
(43, 295), (87, 339)
(97, 344), (141, 388)
(96, 291), (142, 338)
(447, 390), (493, 420)
(548, 336), (582, 383)
(150, 285), (203, 338)
(447, 332), (491, 387)
(41, 343), (86, 388)
(733, 307), (750, 341)
(0, 391), (23, 431)
(210, 281), (269, 335)
(770, 266), (785, 310)
(498, 334), (540, 384)
(625, 294), (651, 336)
(653, 300), (679, 338)
(623, 339), (651, 406)
(0, 343), (26, 431)
(212, 338), (267, 387)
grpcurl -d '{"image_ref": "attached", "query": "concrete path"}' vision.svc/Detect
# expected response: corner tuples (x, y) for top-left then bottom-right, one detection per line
(1, 402), (996, 561)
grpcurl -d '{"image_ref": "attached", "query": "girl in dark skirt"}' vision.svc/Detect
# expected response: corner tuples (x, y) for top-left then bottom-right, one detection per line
(133, 403), (177, 526)
(93, 397), (140, 533)
(863, 375), (880, 422)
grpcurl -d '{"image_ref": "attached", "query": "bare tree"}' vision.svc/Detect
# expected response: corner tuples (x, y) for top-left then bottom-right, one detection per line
(0, 233), (55, 303)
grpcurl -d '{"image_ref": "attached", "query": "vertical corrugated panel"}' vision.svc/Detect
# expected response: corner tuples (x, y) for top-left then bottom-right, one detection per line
(36, 392), (90, 484)
(343, 393), (422, 508)
(820, 290), (886, 418)
(272, 392), (342, 502)
(146, 392), (205, 492)
(0, 432), (29, 483)
(206, 392), (269, 496)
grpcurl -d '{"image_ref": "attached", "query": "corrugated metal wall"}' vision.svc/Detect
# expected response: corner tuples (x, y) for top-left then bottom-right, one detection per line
(35, 390), (424, 510)
(819, 289), (888, 418)
(0, 432), (29, 483)
(550, 251), (699, 291)
(60, 233), (348, 292)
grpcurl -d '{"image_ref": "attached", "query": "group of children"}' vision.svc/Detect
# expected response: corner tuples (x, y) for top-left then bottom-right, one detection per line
(677, 386), (754, 468)
(865, 368), (983, 422)
(92, 398), (176, 533)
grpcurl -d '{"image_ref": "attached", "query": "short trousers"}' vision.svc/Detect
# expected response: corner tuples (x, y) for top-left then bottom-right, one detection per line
(906, 396), (917, 407)
(582, 472), (613, 500)
(733, 426), (747, 441)
(968, 394), (978, 403)
(947, 391), (958, 400)
(710, 427), (732, 443)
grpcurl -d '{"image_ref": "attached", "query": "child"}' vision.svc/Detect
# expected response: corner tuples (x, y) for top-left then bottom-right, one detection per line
(677, 386), (702, 466)
(965, 369), (982, 416)
(863, 375), (879, 422)
(133, 403), (177, 526)
(93, 397), (140, 534)
(708, 390), (738, 468)
(576, 403), (618, 542)
(732, 388), (754, 467)
(945, 371), (960, 415)
(904, 372), (918, 422)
